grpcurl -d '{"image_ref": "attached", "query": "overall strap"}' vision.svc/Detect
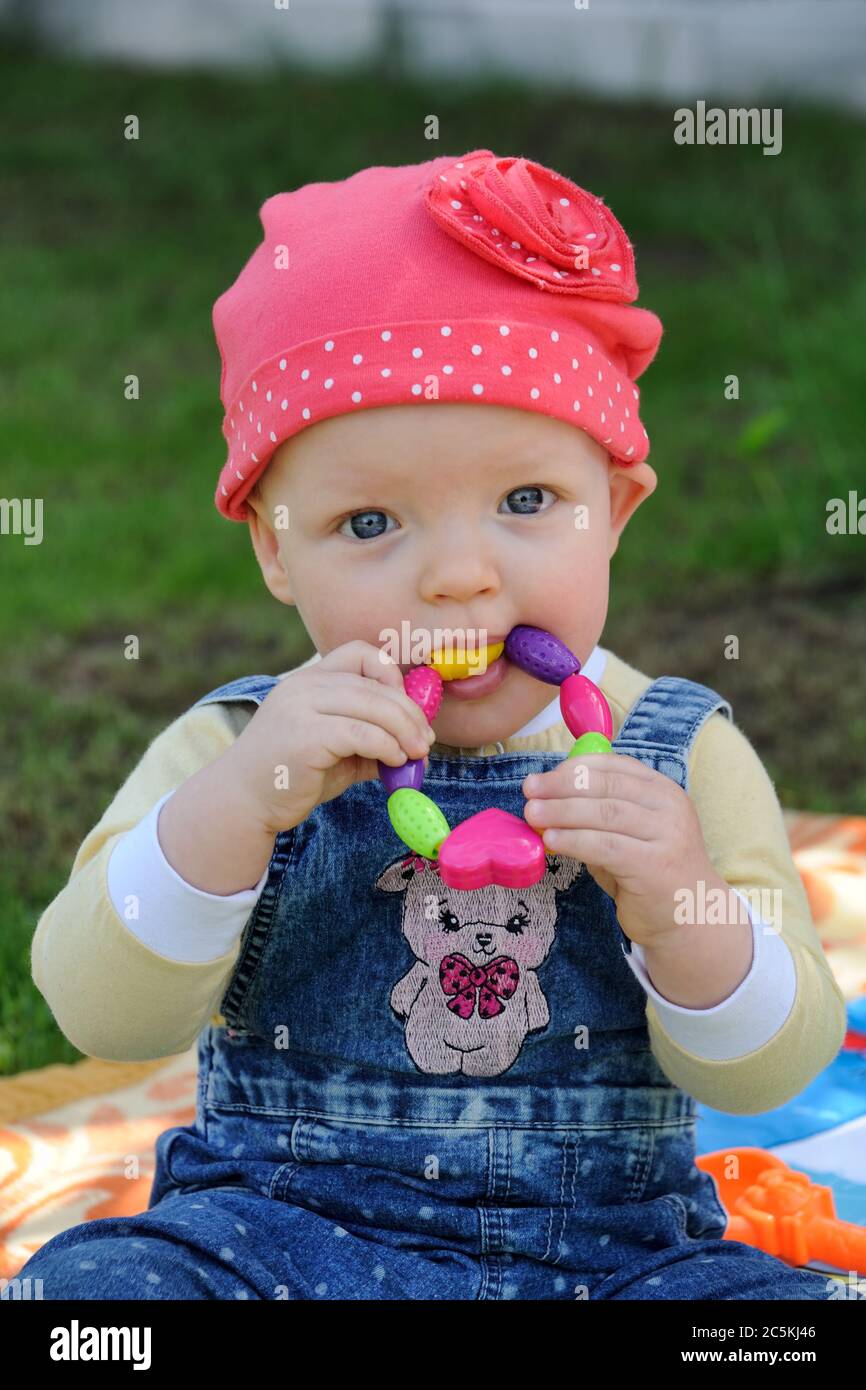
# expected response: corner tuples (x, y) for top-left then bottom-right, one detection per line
(612, 676), (733, 794)
(191, 673), (282, 710)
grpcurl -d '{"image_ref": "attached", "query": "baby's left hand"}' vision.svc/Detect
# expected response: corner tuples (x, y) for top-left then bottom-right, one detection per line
(522, 753), (716, 950)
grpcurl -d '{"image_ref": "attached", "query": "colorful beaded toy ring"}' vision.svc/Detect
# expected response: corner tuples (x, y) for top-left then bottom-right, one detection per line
(378, 625), (613, 891)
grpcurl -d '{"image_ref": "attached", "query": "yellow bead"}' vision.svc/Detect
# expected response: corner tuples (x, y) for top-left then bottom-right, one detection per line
(567, 731), (612, 757)
(388, 788), (451, 858)
(428, 641), (504, 681)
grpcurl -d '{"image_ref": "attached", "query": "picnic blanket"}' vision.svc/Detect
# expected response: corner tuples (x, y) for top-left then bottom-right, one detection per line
(2, 811), (865, 1284)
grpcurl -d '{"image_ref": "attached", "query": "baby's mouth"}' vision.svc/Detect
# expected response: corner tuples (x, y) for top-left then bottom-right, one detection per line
(441, 652), (510, 701)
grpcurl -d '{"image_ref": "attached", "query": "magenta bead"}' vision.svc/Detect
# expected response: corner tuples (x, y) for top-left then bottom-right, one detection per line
(378, 757), (426, 795)
(437, 808), (547, 890)
(404, 666), (443, 722)
(559, 673), (613, 741)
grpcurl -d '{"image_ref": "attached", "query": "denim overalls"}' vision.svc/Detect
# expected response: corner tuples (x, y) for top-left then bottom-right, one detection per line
(10, 673), (838, 1300)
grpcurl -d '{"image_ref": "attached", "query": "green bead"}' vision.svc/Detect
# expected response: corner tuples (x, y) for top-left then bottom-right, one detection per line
(387, 788), (451, 859)
(567, 731), (612, 758)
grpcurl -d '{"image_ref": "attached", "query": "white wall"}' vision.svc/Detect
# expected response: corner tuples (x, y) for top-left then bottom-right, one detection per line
(8, 0), (866, 112)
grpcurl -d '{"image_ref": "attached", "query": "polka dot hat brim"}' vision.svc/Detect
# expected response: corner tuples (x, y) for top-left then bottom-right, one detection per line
(217, 317), (649, 521)
(213, 150), (663, 521)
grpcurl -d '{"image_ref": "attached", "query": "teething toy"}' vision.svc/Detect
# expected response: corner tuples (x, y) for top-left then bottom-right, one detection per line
(428, 641), (505, 681)
(377, 625), (613, 890)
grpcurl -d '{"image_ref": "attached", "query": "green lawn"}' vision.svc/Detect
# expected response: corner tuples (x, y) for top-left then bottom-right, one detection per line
(1, 44), (864, 1073)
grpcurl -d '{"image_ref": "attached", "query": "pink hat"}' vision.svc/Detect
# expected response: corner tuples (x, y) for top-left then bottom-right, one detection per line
(212, 149), (663, 522)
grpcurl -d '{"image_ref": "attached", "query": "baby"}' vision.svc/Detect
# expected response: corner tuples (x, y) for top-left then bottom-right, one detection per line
(14, 150), (847, 1302)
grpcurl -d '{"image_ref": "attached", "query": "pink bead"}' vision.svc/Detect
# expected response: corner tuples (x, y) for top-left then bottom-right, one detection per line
(404, 666), (443, 723)
(559, 673), (612, 741)
(437, 808), (547, 890)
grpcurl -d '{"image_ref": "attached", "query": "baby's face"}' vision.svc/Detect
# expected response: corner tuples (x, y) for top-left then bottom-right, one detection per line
(247, 403), (655, 748)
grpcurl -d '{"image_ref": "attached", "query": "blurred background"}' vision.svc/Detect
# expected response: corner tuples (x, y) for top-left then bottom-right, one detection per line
(2, 0), (865, 1073)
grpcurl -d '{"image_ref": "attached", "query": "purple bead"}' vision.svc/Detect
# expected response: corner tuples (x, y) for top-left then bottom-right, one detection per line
(378, 757), (426, 795)
(504, 626), (581, 686)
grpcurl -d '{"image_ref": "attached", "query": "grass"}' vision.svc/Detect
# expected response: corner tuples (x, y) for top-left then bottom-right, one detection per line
(1, 44), (864, 1073)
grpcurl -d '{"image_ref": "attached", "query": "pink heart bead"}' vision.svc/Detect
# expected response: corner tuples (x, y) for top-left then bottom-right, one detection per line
(437, 807), (547, 890)
(404, 666), (443, 723)
(559, 673), (613, 741)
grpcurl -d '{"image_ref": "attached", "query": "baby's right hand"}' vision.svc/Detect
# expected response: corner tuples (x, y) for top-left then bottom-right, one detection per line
(224, 641), (437, 836)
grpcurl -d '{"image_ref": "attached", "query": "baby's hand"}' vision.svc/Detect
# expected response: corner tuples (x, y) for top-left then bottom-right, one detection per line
(522, 753), (717, 949)
(225, 641), (436, 837)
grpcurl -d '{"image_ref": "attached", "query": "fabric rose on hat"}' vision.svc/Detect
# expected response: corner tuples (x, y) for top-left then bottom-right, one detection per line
(425, 149), (637, 302)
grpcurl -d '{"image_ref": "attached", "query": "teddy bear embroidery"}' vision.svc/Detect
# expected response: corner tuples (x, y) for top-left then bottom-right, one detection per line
(375, 852), (583, 1077)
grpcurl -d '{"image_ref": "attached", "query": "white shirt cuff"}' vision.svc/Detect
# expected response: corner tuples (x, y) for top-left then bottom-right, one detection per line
(106, 791), (271, 964)
(622, 888), (797, 1061)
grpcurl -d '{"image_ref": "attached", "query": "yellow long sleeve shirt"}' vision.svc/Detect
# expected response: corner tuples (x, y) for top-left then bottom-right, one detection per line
(30, 646), (846, 1115)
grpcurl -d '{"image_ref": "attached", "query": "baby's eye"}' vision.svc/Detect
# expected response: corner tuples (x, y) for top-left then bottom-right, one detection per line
(338, 509), (399, 541)
(498, 485), (557, 516)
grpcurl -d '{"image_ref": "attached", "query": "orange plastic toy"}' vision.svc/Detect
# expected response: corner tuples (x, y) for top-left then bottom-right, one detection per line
(697, 1147), (866, 1274)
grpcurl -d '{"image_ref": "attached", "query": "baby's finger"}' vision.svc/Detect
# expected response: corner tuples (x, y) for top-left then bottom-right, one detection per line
(318, 639), (407, 690)
(524, 794), (657, 843)
(536, 825), (644, 874)
(319, 712), (419, 770)
(314, 643), (433, 742)
(523, 755), (659, 803)
(318, 642), (436, 741)
(316, 679), (434, 760)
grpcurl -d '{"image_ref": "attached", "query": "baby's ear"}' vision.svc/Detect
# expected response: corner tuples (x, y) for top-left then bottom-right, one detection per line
(608, 460), (657, 554)
(245, 479), (268, 521)
(246, 501), (295, 606)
